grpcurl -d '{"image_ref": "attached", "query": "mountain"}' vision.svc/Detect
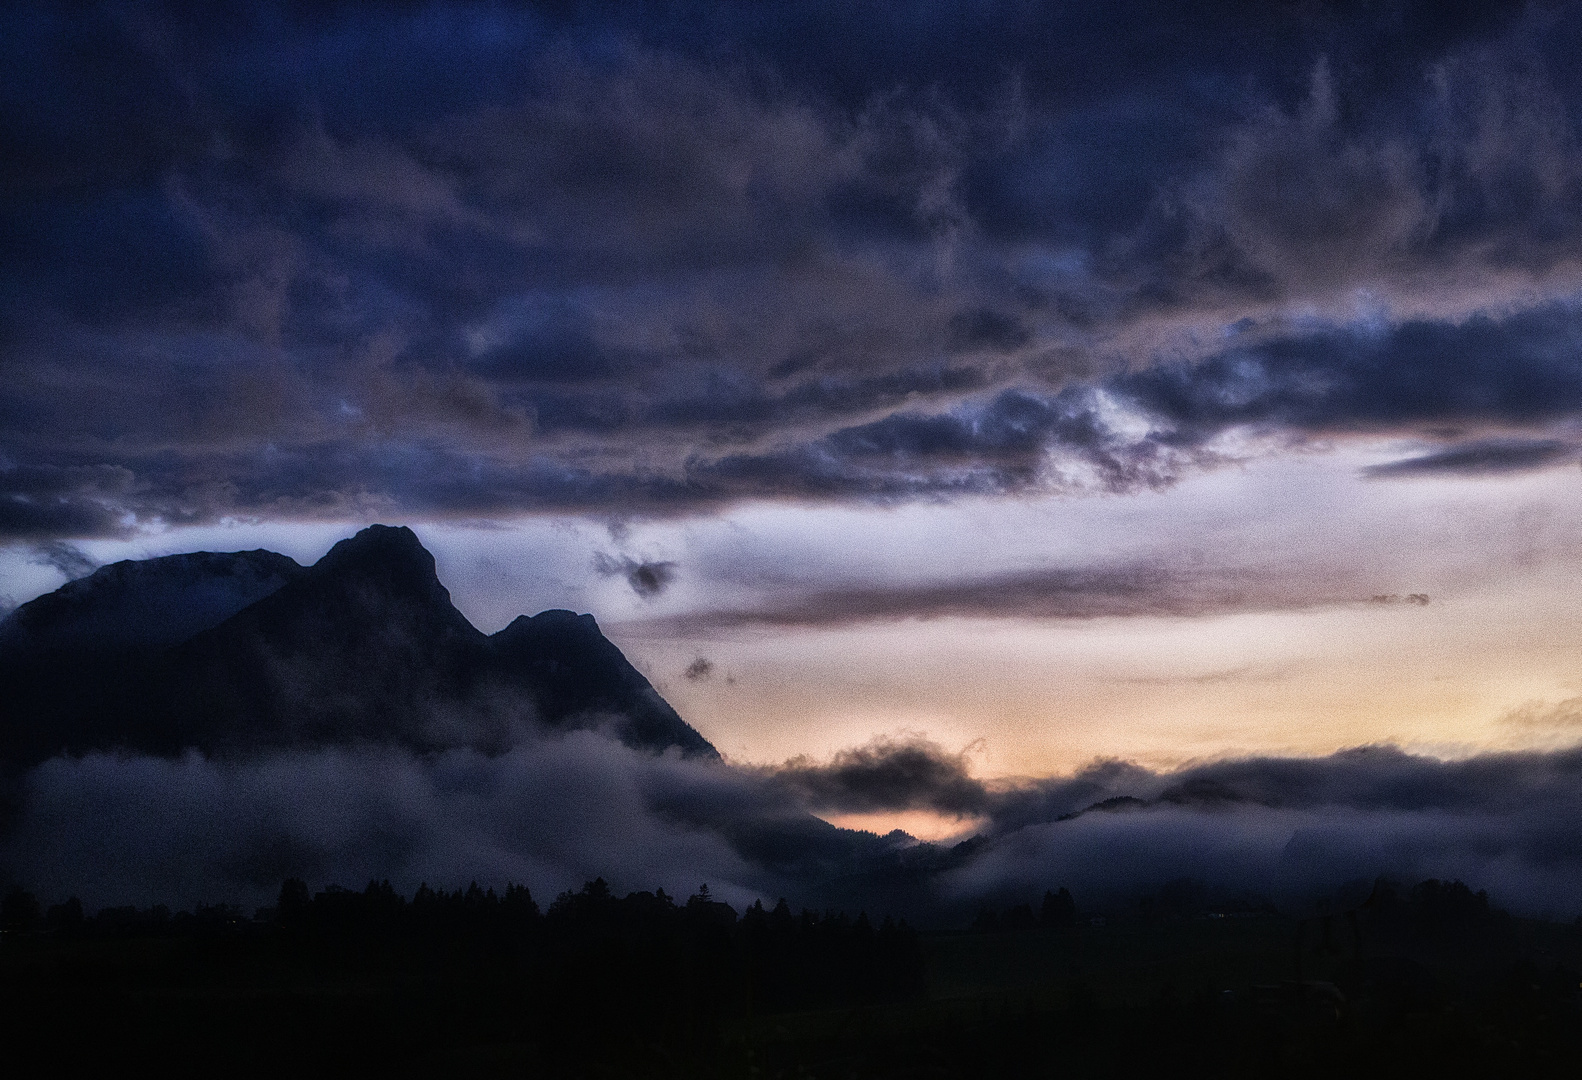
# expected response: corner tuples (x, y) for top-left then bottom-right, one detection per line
(491, 609), (715, 758)
(156, 525), (494, 754)
(0, 549), (304, 657)
(0, 549), (305, 766)
(0, 525), (717, 766)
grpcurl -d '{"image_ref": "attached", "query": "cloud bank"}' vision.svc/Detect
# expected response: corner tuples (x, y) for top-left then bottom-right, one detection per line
(0, 733), (795, 913)
(6, 731), (1582, 924)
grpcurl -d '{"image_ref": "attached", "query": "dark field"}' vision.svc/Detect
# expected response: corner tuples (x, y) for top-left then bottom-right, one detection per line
(2, 879), (1580, 1077)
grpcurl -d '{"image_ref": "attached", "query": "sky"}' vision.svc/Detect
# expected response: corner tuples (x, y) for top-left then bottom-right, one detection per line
(7, 1), (1582, 853)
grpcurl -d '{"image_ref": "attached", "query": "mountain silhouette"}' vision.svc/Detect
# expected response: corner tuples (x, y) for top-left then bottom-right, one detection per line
(0, 525), (716, 767)
(0, 549), (305, 767)
(492, 609), (712, 757)
(0, 549), (304, 657)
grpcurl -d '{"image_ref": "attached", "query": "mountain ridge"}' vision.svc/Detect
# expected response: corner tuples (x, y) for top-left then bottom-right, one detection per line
(0, 549), (305, 657)
(0, 525), (717, 766)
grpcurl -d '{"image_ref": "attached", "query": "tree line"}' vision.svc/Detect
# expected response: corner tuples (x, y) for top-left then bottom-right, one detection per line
(3, 876), (927, 1018)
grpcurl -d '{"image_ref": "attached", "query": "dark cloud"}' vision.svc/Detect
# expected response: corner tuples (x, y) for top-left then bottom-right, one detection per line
(0, 495), (125, 543)
(5, 3), (1582, 537)
(0, 464), (136, 542)
(626, 562), (676, 598)
(769, 736), (988, 817)
(1113, 304), (1582, 440)
(946, 308), (1029, 354)
(682, 299), (1582, 505)
(17, 297), (1582, 536)
(683, 657), (713, 681)
(1363, 438), (1577, 477)
(634, 559), (1417, 631)
(595, 553), (677, 598)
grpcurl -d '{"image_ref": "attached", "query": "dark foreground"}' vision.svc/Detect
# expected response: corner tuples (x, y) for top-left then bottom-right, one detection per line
(2, 879), (1580, 1077)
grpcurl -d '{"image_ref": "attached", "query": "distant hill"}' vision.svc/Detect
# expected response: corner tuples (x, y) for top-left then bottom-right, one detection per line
(0, 525), (716, 766)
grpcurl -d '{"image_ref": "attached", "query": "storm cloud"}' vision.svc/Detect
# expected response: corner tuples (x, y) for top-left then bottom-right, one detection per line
(5, 3), (1582, 538)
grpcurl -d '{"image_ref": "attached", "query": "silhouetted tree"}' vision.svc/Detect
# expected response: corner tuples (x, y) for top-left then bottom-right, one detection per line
(1041, 887), (1076, 928)
(1156, 877), (1204, 919)
(1003, 903), (1038, 932)
(971, 907), (1001, 933)
(1361, 876), (1510, 947)
(1, 887), (40, 933)
(277, 878), (310, 928)
(45, 897), (83, 937)
(503, 882), (539, 919)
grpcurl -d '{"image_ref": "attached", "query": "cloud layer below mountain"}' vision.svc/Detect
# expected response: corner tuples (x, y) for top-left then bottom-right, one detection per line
(6, 731), (1580, 923)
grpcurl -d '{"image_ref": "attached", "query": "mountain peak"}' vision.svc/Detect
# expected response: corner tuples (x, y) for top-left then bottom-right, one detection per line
(313, 524), (449, 601)
(320, 523), (428, 568)
(498, 608), (599, 638)
(492, 608), (719, 760)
